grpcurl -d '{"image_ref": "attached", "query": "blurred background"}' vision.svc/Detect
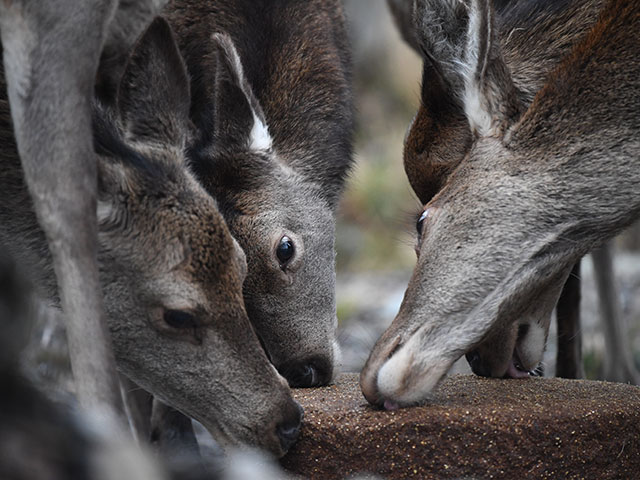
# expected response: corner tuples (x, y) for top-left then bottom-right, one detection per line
(335, 0), (640, 379)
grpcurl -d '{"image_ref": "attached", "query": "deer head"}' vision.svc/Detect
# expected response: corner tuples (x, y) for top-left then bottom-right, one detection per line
(185, 32), (343, 388)
(361, 0), (640, 408)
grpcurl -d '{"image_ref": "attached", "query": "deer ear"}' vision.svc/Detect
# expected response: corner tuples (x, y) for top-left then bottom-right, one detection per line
(96, 0), (167, 105)
(190, 33), (273, 155)
(404, 60), (472, 205)
(117, 17), (190, 148)
(414, 0), (523, 137)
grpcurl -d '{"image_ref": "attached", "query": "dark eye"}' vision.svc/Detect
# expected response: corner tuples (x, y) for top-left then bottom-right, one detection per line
(163, 310), (197, 329)
(416, 209), (430, 236)
(276, 236), (295, 266)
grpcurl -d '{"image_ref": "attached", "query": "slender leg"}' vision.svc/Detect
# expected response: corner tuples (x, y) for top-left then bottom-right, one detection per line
(120, 376), (153, 444)
(151, 399), (204, 471)
(555, 261), (584, 379)
(592, 242), (640, 384)
(0, 0), (124, 419)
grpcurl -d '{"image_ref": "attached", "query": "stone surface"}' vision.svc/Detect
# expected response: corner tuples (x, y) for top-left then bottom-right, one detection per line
(281, 373), (640, 479)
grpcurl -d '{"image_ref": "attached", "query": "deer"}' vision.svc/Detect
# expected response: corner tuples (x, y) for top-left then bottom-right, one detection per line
(0, 253), (304, 480)
(163, 0), (354, 390)
(0, 16), (303, 457)
(360, 0), (640, 409)
(387, 0), (640, 385)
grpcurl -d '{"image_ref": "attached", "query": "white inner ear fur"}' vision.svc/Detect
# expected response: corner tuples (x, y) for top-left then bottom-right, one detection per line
(461, 0), (494, 137)
(214, 32), (274, 153)
(249, 112), (273, 152)
(96, 200), (114, 226)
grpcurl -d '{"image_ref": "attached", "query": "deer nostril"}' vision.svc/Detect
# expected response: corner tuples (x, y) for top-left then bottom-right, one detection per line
(283, 358), (332, 388)
(465, 350), (491, 377)
(276, 402), (303, 453)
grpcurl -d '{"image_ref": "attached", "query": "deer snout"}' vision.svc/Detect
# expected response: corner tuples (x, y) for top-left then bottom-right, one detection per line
(281, 356), (333, 388)
(276, 400), (304, 453)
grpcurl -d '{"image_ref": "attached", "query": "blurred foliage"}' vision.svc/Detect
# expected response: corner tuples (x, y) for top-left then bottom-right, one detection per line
(582, 350), (603, 380)
(337, 0), (423, 273)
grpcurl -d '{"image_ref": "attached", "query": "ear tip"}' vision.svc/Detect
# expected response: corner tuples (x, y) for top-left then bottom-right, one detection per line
(148, 16), (173, 34)
(141, 16), (177, 49)
(210, 32), (237, 53)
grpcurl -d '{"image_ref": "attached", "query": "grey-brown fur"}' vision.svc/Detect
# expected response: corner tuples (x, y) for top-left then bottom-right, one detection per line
(164, 0), (354, 387)
(389, 0), (637, 383)
(362, 0), (640, 407)
(0, 0), (125, 420)
(0, 18), (301, 456)
(0, 254), (298, 479)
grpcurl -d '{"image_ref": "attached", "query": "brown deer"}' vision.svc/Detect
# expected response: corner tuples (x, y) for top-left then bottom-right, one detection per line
(388, 0), (640, 384)
(361, 0), (640, 408)
(0, 17), (302, 456)
(0, 253), (302, 479)
(164, 0), (354, 389)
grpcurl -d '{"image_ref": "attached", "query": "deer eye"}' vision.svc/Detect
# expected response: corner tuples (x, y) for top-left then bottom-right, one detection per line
(276, 236), (295, 267)
(416, 209), (430, 236)
(163, 310), (197, 329)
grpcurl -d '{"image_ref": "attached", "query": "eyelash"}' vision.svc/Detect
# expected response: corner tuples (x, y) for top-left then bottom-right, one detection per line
(416, 208), (430, 237)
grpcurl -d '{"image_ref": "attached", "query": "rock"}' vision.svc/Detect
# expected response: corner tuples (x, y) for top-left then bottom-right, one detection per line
(281, 373), (640, 479)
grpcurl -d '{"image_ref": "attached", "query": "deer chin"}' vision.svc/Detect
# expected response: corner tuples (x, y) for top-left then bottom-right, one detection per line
(468, 315), (550, 380)
(199, 415), (286, 458)
(512, 322), (547, 376)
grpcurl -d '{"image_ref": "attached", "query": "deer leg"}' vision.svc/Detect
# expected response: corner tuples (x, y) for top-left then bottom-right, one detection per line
(0, 0), (124, 419)
(591, 242), (640, 384)
(555, 261), (584, 378)
(150, 399), (203, 465)
(120, 376), (154, 444)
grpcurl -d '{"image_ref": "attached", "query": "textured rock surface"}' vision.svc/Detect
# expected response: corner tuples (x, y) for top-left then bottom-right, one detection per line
(281, 373), (640, 479)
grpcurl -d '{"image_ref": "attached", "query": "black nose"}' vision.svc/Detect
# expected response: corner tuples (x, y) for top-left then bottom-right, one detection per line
(465, 350), (491, 377)
(276, 402), (304, 453)
(282, 357), (332, 388)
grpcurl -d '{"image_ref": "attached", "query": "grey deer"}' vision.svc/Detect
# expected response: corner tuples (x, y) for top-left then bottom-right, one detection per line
(361, 0), (640, 408)
(387, 0), (640, 384)
(0, 16), (302, 456)
(164, 0), (354, 388)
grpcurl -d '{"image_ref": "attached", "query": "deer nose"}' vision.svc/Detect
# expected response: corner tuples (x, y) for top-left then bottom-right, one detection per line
(276, 401), (304, 452)
(283, 357), (332, 387)
(465, 350), (491, 377)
